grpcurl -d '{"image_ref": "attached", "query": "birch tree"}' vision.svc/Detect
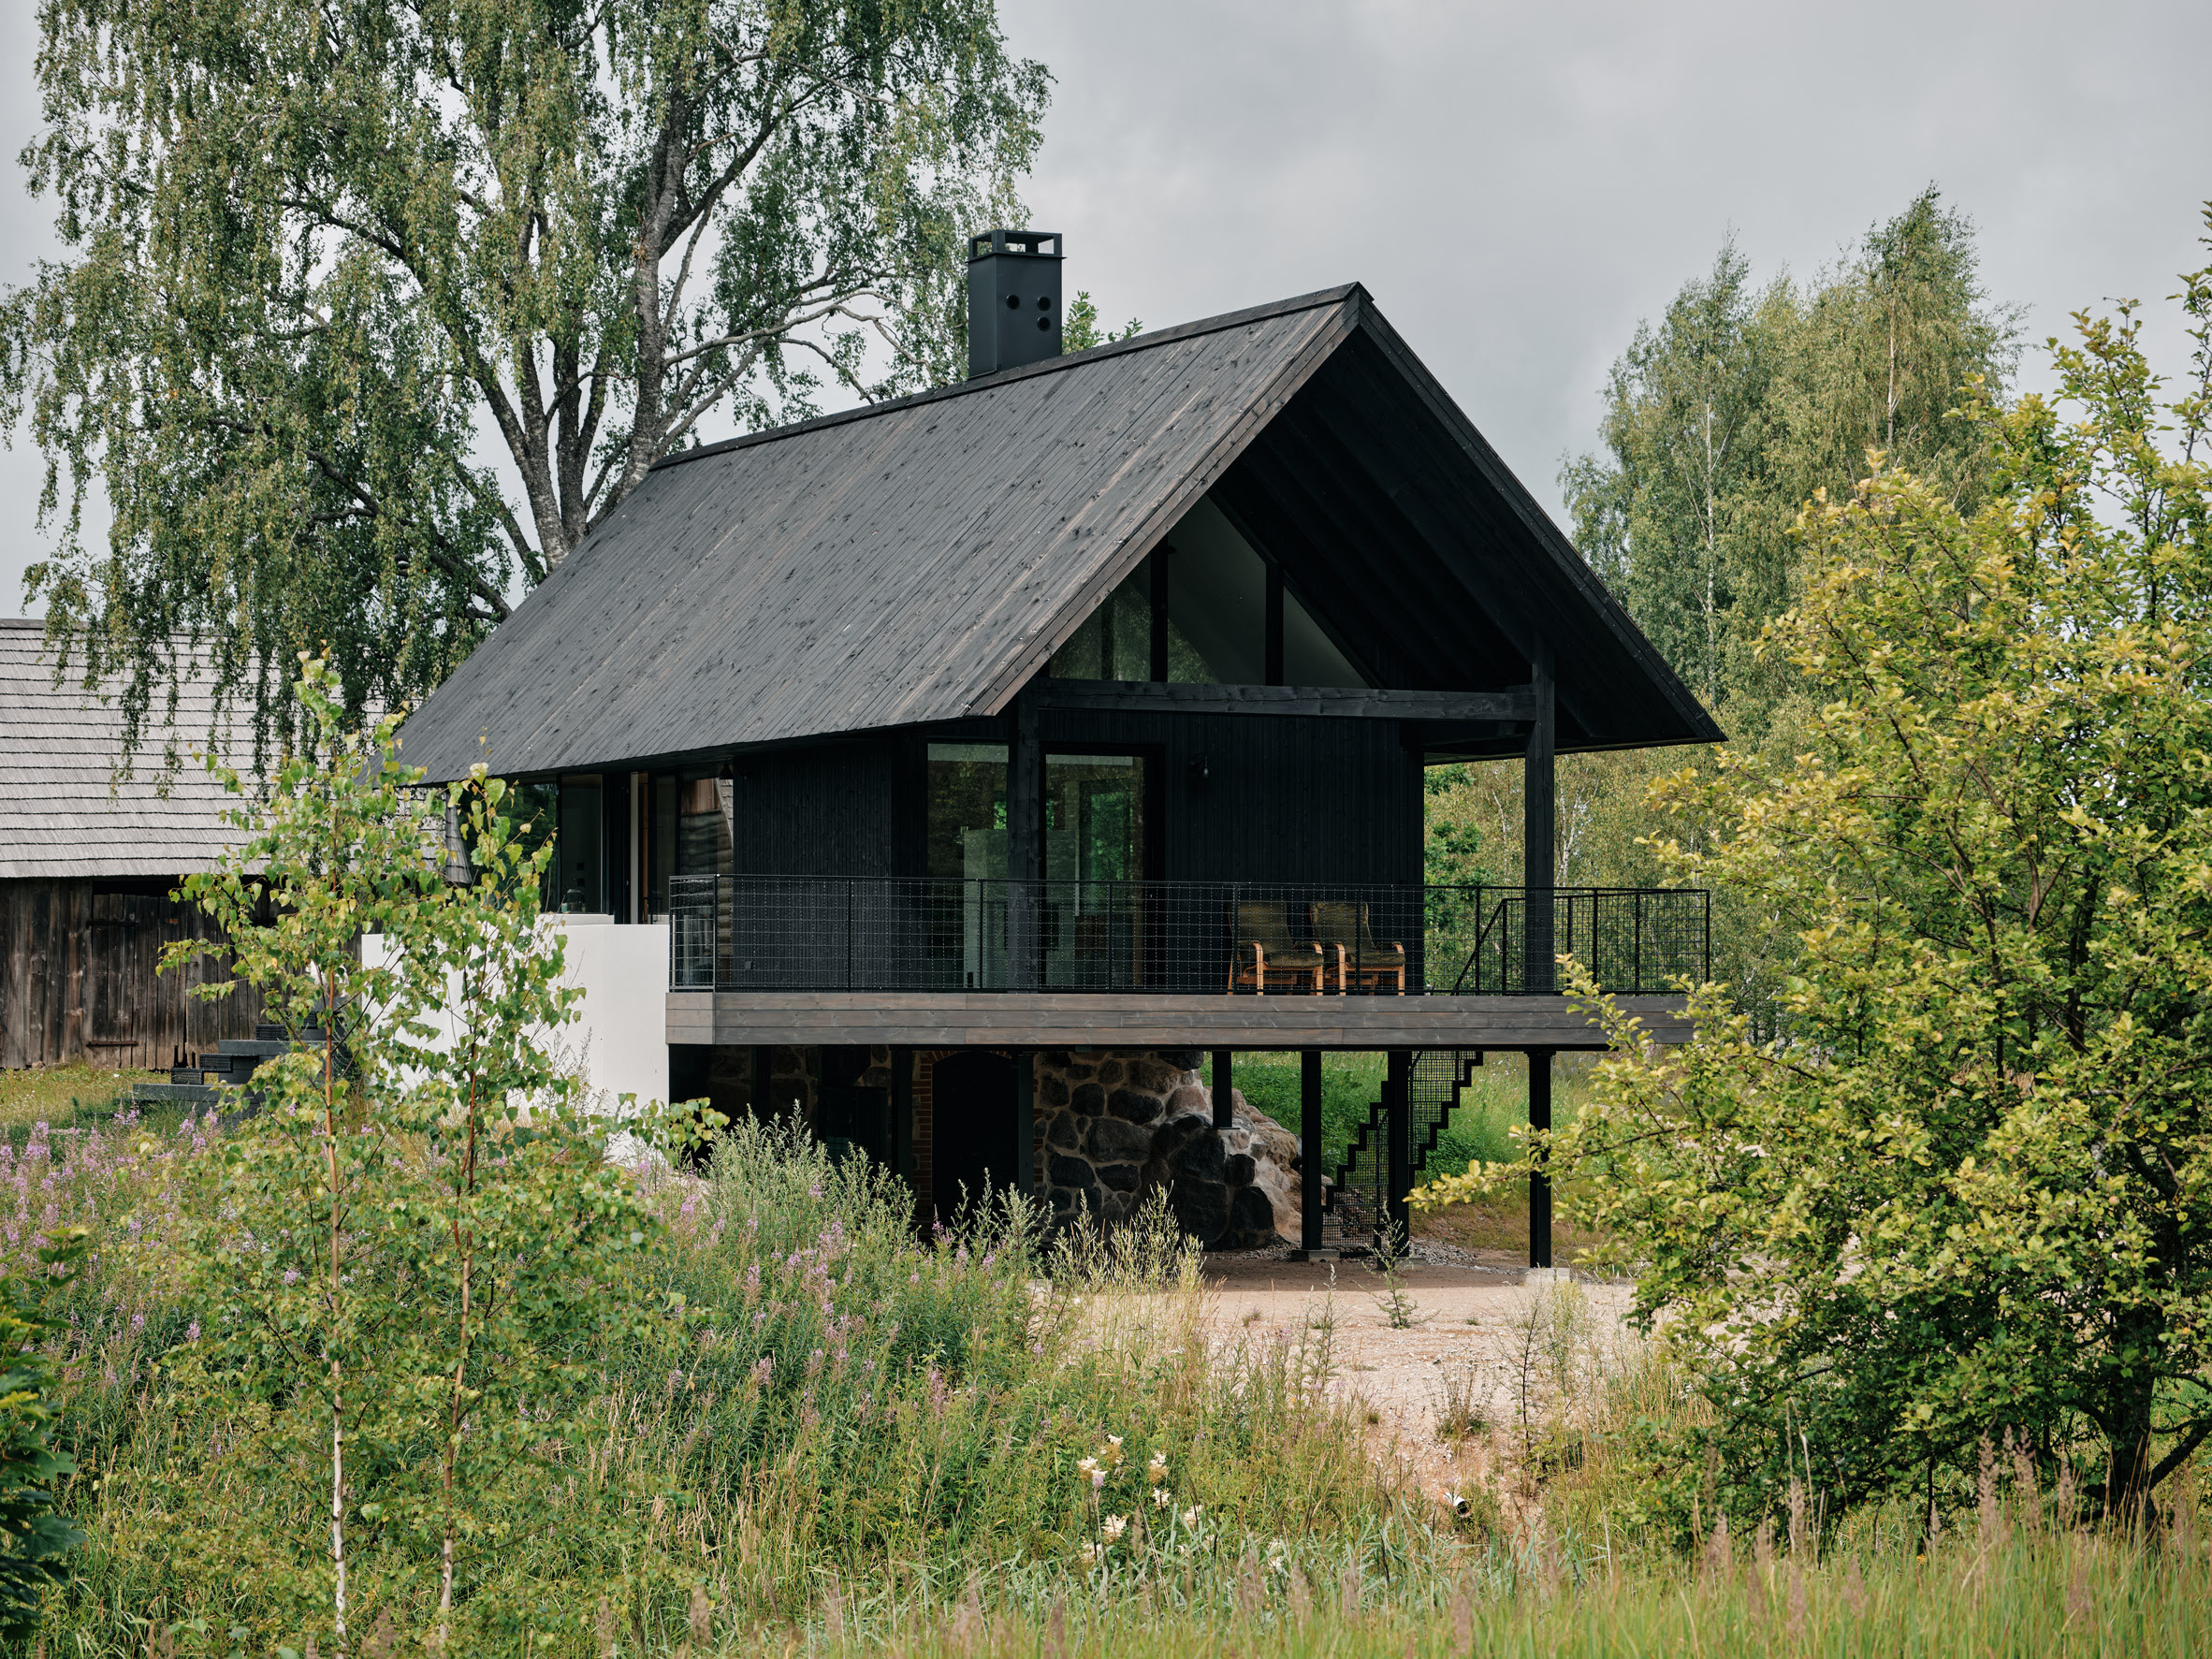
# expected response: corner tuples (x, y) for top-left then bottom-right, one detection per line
(4, 0), (1047, 761)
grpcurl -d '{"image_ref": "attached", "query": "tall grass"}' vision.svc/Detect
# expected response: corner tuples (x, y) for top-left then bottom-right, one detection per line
(28, 1115), (1429, 1652)
(18, 1110), (2209, 1654)
(803, 1523), (2211, 1657)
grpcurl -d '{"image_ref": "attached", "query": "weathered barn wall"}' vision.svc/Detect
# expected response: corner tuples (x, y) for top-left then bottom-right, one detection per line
(0, 878), (264, 1070)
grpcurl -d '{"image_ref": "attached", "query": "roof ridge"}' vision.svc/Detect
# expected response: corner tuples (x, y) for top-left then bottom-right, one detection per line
(649, 284), (1365, 474)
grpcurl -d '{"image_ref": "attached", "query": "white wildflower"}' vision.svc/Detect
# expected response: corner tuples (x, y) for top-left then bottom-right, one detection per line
(1180, 1506), (1202, 1529)
(1102, 1514), (1128, 1542)
(1152, 1486), (1171, 1509)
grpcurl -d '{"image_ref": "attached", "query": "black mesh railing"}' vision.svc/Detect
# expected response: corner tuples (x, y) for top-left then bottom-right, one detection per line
(667, 877), (1708, 996)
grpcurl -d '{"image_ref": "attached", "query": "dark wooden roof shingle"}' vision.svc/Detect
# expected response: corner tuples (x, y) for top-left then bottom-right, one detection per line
(398, 284), (1719, 780)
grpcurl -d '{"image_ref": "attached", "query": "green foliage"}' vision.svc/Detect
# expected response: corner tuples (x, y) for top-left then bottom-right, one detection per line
(0, 1232), (86, 1641)
(5, 0), (1049, 761)
(1532, 219), (2212, 1528)
(795, 1516), (2212, 1658)
(1064, 291), (1143, 353)
(1562, 187), (2019, 728)
(26, 1114), (1417, 1646)
(161, 656), (669, 1647)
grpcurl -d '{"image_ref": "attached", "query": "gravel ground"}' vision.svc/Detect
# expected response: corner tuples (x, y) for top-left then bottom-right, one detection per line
(1197, 1253), (1637, 1505)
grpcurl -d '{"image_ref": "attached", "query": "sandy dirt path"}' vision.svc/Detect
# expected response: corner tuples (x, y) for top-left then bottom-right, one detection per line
(1196, 1256), (1636, 1503)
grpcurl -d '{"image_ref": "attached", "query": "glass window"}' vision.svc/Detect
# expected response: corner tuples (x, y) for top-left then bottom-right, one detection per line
(677, 773), (730, 878)
(1283, 587), (1367, 687)
(556, 776), (604, 913)
(1045, 493), (1367, 688)
(926, 743), (1009, 880)
(648, 774), (678, 917)
(1044, 753), (1147, 987)
(1044, 754), (1145, 884)
(1047, 566), (1152, 681)
(1163, 498), (1265, 684)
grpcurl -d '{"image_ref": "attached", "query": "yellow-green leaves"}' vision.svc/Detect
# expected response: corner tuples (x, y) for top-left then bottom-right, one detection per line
(1532, 221), (2212, 1527)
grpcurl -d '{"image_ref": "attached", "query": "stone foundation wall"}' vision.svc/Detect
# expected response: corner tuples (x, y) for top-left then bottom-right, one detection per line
(1030, 1049), (1302, 1250)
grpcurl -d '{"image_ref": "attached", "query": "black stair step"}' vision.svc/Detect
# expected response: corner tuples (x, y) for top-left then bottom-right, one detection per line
(209, 1039), (293, 1058)
(255, 1025), (330, 1044)
(133, 1081), (222, 1106)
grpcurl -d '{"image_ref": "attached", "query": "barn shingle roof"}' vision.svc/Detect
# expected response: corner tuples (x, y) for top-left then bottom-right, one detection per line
(0, 621), (247, 880)
(398, 284), (1719, 781)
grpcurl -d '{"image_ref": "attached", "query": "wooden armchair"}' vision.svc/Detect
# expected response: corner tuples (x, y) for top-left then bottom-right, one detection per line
(1310, 900), (1407, 994)
(1228, 899), (1323, 995)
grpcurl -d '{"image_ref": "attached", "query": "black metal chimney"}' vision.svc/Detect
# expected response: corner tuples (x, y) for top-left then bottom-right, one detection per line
(966, 229), (1063, 379)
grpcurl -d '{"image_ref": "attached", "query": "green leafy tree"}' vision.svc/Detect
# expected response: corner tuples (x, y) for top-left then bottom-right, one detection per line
(1063, 290), (1142, 353)
(1560, 237), (1788, 706)
(167, 657), (669, 1646)
(0, 1233), (88, 1641)
(1468, 224), (2212, 1528)
(1563, 189), (2018, 727)
(5, 0), (1048, 761)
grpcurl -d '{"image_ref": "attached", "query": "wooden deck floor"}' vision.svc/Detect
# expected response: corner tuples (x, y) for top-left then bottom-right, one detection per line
(665, 990), (1691, 1050)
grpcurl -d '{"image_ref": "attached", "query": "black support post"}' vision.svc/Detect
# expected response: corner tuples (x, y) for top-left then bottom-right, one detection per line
(1264, 565), (1285, 686)
(1149, 550), (1171, 682)
(1298, 1049), (1326, 1255)
(1528, 1048), (1554, 1269)
(1384, 1048), (1412, 1248)
(892, 1045), (913, 1180)
(1014, 1050), (1036, 1197)
(1212, 1049), (1233, 1128)
(1523, 645), (1556, 994)
(1008, 686), (1042, 989)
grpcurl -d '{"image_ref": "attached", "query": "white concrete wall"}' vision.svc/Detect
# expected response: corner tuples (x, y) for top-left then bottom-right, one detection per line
(549, 918), (670, 1108)
(362, 919), (669, 1112)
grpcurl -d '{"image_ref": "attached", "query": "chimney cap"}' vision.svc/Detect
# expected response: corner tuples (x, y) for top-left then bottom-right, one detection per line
(968, 229), (1062, 262)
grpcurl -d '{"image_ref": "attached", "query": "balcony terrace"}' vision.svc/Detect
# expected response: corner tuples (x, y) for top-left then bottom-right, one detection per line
(664, 876), (1705, 1049)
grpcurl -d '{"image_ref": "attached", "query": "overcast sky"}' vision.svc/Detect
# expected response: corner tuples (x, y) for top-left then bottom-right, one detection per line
(5, 0), (2208, 618)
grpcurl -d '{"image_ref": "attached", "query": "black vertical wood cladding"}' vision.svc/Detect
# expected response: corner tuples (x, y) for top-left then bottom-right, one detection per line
(1044, 709), (1422, 887)
(720, 712), (1420, 891)
(725, 741), (898, 877)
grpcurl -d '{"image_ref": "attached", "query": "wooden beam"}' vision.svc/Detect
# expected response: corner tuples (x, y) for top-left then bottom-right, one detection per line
(670, 990), (1695, 1050)
(1038, 681), (1537, 722)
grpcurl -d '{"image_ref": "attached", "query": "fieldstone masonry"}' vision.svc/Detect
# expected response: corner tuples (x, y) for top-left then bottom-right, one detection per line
(1030, 1049), (1303, 1249)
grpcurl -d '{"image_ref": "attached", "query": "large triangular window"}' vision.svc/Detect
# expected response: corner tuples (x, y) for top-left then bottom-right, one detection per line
(1048, 495), (1367, 686)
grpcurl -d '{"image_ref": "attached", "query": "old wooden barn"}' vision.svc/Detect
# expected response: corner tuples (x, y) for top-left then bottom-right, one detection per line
(0, 620), (264, 1071)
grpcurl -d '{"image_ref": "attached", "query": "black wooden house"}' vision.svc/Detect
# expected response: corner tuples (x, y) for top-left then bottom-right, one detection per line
(399, 232), (1722, 1257)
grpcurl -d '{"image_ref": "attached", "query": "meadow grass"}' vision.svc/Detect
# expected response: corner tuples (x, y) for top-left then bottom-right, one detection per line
(27, 1115), (1432, 1652)
(10, 1107), (2206, 1655)
(0, 1061), (161, 1145)
(800, 1523), (2210, 1658)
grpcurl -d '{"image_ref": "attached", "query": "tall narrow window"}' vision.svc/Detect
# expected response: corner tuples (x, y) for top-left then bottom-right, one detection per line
(927, 742), (1010, 987)
(556, 776), (604, 913)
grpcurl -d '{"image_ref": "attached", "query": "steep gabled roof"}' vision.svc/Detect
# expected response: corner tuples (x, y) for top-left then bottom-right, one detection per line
(398, 285), (1719, 781)
(0, 621), (247, 880)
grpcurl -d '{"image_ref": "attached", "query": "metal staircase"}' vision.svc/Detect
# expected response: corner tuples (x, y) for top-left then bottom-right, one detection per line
(1324, 1046), (1484, 1246)
(132, 1024), (332, 1111)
